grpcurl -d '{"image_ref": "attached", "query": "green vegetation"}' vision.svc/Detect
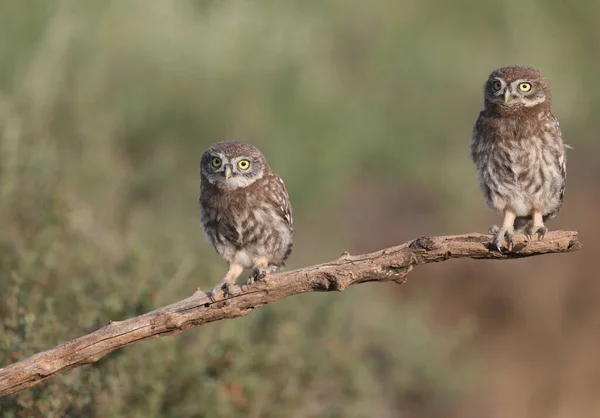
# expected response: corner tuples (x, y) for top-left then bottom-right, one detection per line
(0, 0), (597, 416)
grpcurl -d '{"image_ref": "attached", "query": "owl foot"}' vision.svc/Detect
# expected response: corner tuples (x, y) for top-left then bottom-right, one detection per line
(524, 224), (547, 241)
(534, 225), (547, 240)
(489, 210), (517, 253)
(246, 265), (278, 286)
(528, 211), (547, 241)
(209, 282), (237, 301)
(209, 263), (244, 300)
(246, 269), (266, 286)
(491, 228), (514, 253)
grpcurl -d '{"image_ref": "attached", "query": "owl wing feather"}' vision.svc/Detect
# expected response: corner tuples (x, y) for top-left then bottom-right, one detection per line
(548, 114), (567, 206)
(267, 174), (293, 230)
(539, 114), (567, 221)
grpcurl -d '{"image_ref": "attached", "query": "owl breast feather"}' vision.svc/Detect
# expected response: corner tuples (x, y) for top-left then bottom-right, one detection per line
(471, 112), (565, 217)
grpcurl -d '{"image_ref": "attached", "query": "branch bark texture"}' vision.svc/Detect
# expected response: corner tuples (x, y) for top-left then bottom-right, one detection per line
(0, 231), (581, 397)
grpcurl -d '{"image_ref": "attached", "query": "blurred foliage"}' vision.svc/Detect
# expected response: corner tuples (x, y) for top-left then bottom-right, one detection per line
(0, 0), (597, 416)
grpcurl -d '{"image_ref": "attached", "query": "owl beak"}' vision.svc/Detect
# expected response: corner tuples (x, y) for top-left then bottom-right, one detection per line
(504, 90), (513, 103)
(224, 165), (233, 180)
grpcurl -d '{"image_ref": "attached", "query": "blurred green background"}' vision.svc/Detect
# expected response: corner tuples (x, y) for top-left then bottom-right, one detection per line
(1, 1), (598, 417)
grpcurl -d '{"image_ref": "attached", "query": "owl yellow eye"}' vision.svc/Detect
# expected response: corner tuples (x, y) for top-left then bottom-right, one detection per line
(212, 157), (222, 168)
(518, 82), (532, 92)
(238, 159), (250, 170)
(492, 80), (502, 91)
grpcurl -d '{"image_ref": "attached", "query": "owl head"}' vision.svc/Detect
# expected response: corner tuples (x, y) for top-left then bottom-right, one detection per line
(201, 141), (268, 190)
(483, 65), (552, 113)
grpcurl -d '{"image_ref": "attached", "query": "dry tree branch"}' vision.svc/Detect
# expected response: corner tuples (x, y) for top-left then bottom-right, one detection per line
(0, 231), (581, 397)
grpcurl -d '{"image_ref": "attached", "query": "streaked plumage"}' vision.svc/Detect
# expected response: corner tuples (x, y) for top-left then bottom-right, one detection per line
(200, 141), (293, 298)
(470, 65), (567, 251)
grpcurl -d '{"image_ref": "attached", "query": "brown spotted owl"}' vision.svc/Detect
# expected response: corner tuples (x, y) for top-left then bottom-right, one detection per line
(200, 141), (293, 299)
(470, 65), (567, 252)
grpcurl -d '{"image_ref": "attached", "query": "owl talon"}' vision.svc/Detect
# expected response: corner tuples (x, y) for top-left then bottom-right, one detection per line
(491, 233), (503, 253)
(505, 230), (514, 251)
(491, 229), (514, 253)
(224, 283), (234, 297)
(246, 274), (258, 287)
(254, 268), (268, 281)
(489, 225), (502, 252)
(246, 270), (258, 287)
(247, 268), (267, 286)
(536, 226), (548, 240)
(209, 282), (236, 301)
(247, 265), (279, 287)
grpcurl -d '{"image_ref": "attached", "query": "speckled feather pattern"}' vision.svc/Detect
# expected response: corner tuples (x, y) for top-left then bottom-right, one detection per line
(470, 66), (567, 230)
(199, 141), (293, 270)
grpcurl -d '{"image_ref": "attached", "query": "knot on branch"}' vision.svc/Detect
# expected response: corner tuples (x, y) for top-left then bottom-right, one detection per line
(409, 236), (439, 251)
(384, 265), (413, 285)
(313, 272), (346, 292)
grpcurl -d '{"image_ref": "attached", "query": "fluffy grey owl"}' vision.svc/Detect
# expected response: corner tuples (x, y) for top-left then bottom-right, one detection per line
(200, 141), (293, 298)
(470, 65), (567, 252)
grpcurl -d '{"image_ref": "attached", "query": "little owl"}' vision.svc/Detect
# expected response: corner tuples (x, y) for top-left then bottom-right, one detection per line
(199, 141), (293, 298)
(470, 65), (567, 252)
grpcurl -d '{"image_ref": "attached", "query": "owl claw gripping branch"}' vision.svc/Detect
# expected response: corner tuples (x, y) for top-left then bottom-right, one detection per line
(199, 141), (293, 300)
(470, 66), (567, 253)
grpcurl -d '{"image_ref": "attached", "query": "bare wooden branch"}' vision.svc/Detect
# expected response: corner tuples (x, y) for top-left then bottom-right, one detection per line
(0, 231), (581, 397)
